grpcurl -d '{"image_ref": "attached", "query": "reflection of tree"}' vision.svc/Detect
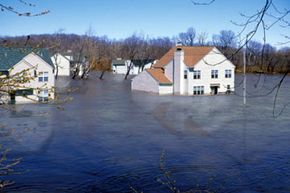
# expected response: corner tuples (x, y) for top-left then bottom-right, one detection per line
(0, 136), (21, 189)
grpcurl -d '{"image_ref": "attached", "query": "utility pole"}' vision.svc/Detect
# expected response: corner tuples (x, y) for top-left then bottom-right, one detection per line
(243, 47), (247, 105)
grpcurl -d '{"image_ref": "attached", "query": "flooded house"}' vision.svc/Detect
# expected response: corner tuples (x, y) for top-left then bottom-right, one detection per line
(131, 46), (235, 95)
(51, 52), (72, 76)
(0, 47), (55, 104)
(112, 58), (154, 75)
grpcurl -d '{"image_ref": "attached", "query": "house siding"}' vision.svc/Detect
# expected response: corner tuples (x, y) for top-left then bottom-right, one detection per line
(51, 53), (70, 76)
(131, 46), (235, 96)
(131, 70), (159, 93)
(159, 85), (173, 94)
(186, 48), (235, 95)
(9, 53), (55, 103)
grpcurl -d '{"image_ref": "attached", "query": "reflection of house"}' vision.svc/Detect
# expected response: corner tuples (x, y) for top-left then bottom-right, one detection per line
(0, 47), (55, 104)
(51, 53), (71, 76)
(111, 58), (154, 75)
(132, 46), (235, 95)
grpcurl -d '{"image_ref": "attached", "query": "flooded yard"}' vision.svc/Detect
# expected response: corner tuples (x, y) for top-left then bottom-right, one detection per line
(1, 73), (290, 193)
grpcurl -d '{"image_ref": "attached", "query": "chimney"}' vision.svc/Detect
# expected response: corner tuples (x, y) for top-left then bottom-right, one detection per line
(173, 47), (185, 94)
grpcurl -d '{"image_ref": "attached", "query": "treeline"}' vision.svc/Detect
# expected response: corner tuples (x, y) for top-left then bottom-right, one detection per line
(1, 27), (289, 74)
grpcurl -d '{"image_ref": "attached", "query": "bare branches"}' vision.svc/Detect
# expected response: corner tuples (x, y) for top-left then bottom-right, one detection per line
(190, 0), (215, 6)
(0, 1), (49, 17)
(0, 146), (21, 190)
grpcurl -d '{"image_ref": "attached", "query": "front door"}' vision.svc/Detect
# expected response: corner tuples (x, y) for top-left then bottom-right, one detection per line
(10, 93), (16, 104)
(211, 86), (218, 95)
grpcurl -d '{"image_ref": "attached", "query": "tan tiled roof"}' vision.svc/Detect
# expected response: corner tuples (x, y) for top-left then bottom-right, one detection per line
(153, 46), (214, 68)
(146, 68), (172, 84)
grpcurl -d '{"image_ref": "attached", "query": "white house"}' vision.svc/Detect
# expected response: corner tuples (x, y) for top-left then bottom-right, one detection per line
(132, 46), (235, 95)
(111, 59), (154, 75)
(51, 53), (71, 76)
(111, 59), (131, 74)
(0, 47), (55, 104)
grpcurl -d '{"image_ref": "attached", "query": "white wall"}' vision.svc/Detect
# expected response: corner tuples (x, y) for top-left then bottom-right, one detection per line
(9, 52), (55, 103)
(159, 85), (173, 95)
(187, 47), (235, 95)
(113, 60), (131, 74)
(51, 53), (70, 76)
(131, 70), (159, 93)
(165, 60), (174, 82)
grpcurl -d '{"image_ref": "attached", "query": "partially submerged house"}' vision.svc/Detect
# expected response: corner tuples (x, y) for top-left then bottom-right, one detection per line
(51, 53), (71, 76)
(111, 58), (154, 75)
(0, 47), (55, 104)
(111, 59), (130, 74)
(132, 46), (235, 95)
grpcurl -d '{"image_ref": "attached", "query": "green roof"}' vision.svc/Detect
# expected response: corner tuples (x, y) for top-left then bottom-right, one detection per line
(132, 59), (154, 67)
(0, 46), (54, 70)
(112, 59), (127, 66)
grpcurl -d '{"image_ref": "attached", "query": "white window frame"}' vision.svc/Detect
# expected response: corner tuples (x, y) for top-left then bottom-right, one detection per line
(38, 89), (49, 102)
(184, 70), (188, 79)
(225, 69), (232, 78)
(211, 70), (218, 79)
(193, 86), (204, 95)
(193, 70), (201, 79)
(38, 72), (49, 82)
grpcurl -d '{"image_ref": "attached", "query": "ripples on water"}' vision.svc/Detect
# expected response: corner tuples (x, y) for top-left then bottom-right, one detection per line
(1, 73), (290, 193)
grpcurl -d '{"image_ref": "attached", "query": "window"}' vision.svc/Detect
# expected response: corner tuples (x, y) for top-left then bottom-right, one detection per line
(193, 70), (201, 79)
(0, 71), (9, 76)
(211, 70), (218, 79)
(225, 69), (232, 78)
(38, 72), (49, 82)
(38, 89), (49, 102)
(193, 86), (204, 95)
(15, 89), (33, 96)
(184, 70), (188, 79)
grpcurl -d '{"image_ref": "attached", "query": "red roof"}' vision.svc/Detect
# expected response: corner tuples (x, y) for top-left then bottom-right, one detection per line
(153, 46), (214, 68)
(146, 68), (172, 84)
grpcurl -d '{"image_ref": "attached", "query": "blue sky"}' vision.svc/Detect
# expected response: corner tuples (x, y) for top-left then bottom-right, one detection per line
(1, 0), (289, 46)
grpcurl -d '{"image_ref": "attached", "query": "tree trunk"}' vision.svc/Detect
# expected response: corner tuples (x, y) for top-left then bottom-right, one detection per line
(99, 71), (105, 80)
(124, 62), (133, 80)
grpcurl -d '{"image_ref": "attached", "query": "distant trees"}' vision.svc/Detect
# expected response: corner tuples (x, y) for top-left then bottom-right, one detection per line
(2, 25), (288, 76)
(178, 27), (196, 46)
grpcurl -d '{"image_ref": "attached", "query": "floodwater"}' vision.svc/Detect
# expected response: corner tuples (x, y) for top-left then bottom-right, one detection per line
(1, 73), (290, 193)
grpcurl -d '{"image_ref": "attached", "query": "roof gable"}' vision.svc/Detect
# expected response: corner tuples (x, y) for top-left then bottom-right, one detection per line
(0, 47), (54, 70)
(153, 46), (214, 68)
(146, 68), (172, 85)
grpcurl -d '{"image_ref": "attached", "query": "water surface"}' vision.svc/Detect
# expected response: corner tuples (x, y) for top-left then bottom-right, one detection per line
(1, 73), (290, 193)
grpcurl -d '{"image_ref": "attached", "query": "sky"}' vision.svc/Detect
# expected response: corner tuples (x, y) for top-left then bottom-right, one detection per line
(1, 0), (289, 46)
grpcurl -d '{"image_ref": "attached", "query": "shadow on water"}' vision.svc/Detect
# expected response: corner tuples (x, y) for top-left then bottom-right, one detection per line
(1, 73), (290, 192)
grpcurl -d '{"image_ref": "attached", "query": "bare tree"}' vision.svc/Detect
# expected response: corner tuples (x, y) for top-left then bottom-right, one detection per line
(122, 34), (144, 79)
(197, 31), (208, 46)
(192, 0), (290, 116)
(178, 27), (196, 46)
